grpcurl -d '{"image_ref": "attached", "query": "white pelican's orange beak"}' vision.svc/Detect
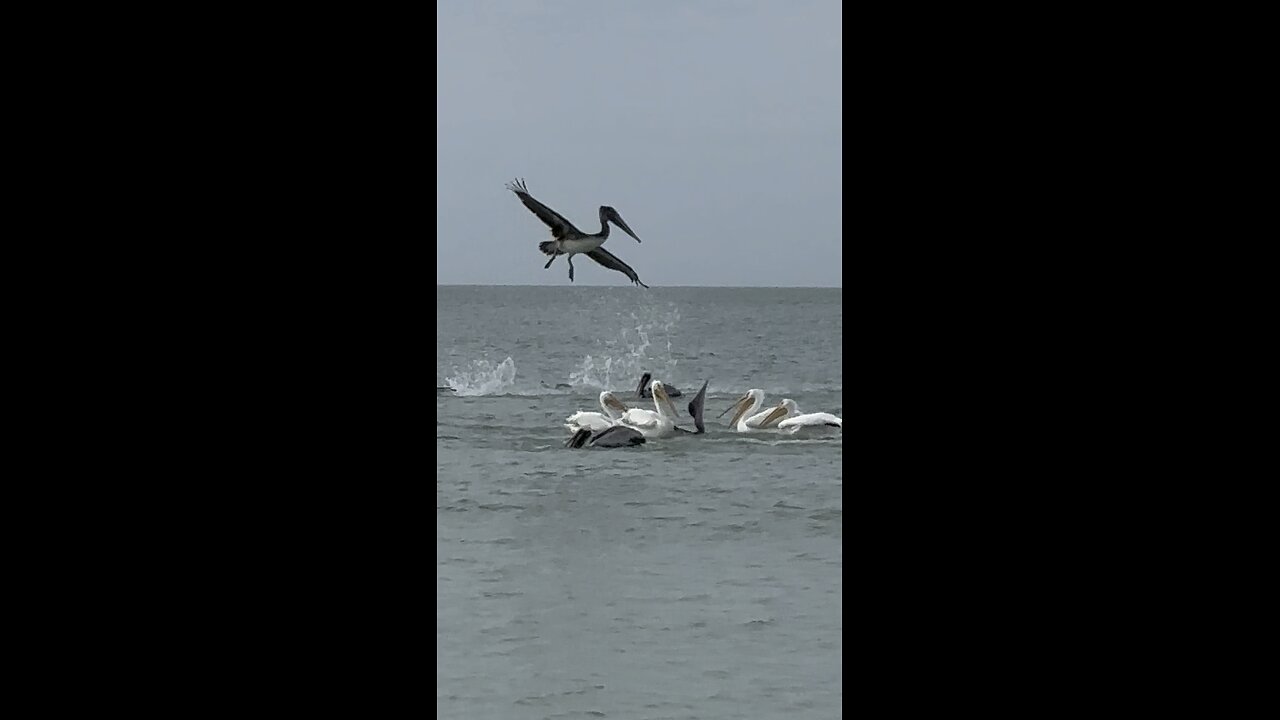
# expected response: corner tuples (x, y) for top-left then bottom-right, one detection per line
(758, 403), (789, 428)
(603, 393), (629, 414)
(721, 393), (754, 427)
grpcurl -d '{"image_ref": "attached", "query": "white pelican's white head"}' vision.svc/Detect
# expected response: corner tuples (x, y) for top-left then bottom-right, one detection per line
(719, 388), (765, 428)
(650, 380), (680, 418)
(599, 391), (628, 419)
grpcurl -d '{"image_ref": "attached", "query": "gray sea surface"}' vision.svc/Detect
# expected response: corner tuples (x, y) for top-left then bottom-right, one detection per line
(437, 285), (842, 719)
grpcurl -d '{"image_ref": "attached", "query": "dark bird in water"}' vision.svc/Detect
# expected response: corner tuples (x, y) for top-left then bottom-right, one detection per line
(506, 178), (649, 287)
(636, 371), (682, 398)
(565, 425), (646, 448)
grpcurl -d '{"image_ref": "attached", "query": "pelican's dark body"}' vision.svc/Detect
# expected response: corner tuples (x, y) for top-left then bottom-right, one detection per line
(507, 178), (649, 287)
(565, 425), (647, 449)
(636, 372), (683, 398)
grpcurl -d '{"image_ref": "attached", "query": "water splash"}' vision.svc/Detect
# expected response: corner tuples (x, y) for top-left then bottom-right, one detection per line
(444, 356), (517, 396)
(568, 305), (681, 390)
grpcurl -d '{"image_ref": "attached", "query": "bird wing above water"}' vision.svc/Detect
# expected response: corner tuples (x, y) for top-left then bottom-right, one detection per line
(506, 178), (580, 239)
(586, 247), (649, 288)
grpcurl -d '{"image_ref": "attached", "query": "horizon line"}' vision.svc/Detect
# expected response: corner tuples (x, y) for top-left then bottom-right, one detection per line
(435, 283), (842, 289)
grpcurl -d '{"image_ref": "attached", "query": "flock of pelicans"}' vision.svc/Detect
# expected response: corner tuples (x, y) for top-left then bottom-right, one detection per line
(565, 373), (843, 449)
(504, 178), (841, 449)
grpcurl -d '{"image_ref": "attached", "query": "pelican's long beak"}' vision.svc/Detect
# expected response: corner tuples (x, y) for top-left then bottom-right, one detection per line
(608, 209), (642, 243)
(759, 404), (788, 428)
(604, 394), (629, 414)
(718, 393), (747, 418)
(635, 372), (651, 397)
(720, 394), (753, 427)
(654, 385), (679, 418)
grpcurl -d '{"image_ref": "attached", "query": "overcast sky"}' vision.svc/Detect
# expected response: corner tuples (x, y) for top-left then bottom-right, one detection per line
(436, 0), (842, 287)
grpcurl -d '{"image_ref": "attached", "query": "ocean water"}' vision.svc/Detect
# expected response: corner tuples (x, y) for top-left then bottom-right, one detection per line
(437, 285), (842, 719)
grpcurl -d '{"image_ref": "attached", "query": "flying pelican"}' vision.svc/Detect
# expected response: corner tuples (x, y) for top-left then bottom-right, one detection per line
(565, 425), (646, 448)
(636, 372), (682, 398)
(617, 380), (680, 438)
(564, 391), (629, 434)
(718, 389), (790, 432)
(506, 178), (648, 287)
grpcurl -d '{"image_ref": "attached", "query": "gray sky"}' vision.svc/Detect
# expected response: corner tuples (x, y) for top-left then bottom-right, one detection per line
(436, 0), (842, 287)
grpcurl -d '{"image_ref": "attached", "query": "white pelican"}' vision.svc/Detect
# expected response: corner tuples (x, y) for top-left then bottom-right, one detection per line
(776, 400), (842, 433)
(617, 380), (680, 438)
(564, 391), (629, 434)
(506, 178), (648, 287)
(718, 389), (790, 432)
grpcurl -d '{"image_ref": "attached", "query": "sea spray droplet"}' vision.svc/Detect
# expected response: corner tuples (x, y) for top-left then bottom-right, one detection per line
(444, 356), (517, 396)
(568, 305), (682, 390)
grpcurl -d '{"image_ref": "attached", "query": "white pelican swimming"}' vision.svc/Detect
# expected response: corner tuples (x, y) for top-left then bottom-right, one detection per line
(719, 389), (790, 432)
(617, 380), (680, 438)
(776, 400), (842, 433)
(564, 391), (629, 434)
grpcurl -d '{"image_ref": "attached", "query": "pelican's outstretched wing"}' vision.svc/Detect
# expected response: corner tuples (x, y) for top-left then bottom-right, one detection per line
(687, 380), (709, 434)
(506, 178), (580, 239)
(585, 247), (650, 288)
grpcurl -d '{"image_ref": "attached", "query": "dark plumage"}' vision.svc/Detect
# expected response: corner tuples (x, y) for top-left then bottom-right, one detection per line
(673, 380), (710, 435)
(636, 372), (682, 398)
(507, 178), (649, 287)
(565, 425), (647, 449)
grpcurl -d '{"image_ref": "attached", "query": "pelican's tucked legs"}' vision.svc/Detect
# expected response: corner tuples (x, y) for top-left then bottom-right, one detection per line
(508, 179), (647, 287)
